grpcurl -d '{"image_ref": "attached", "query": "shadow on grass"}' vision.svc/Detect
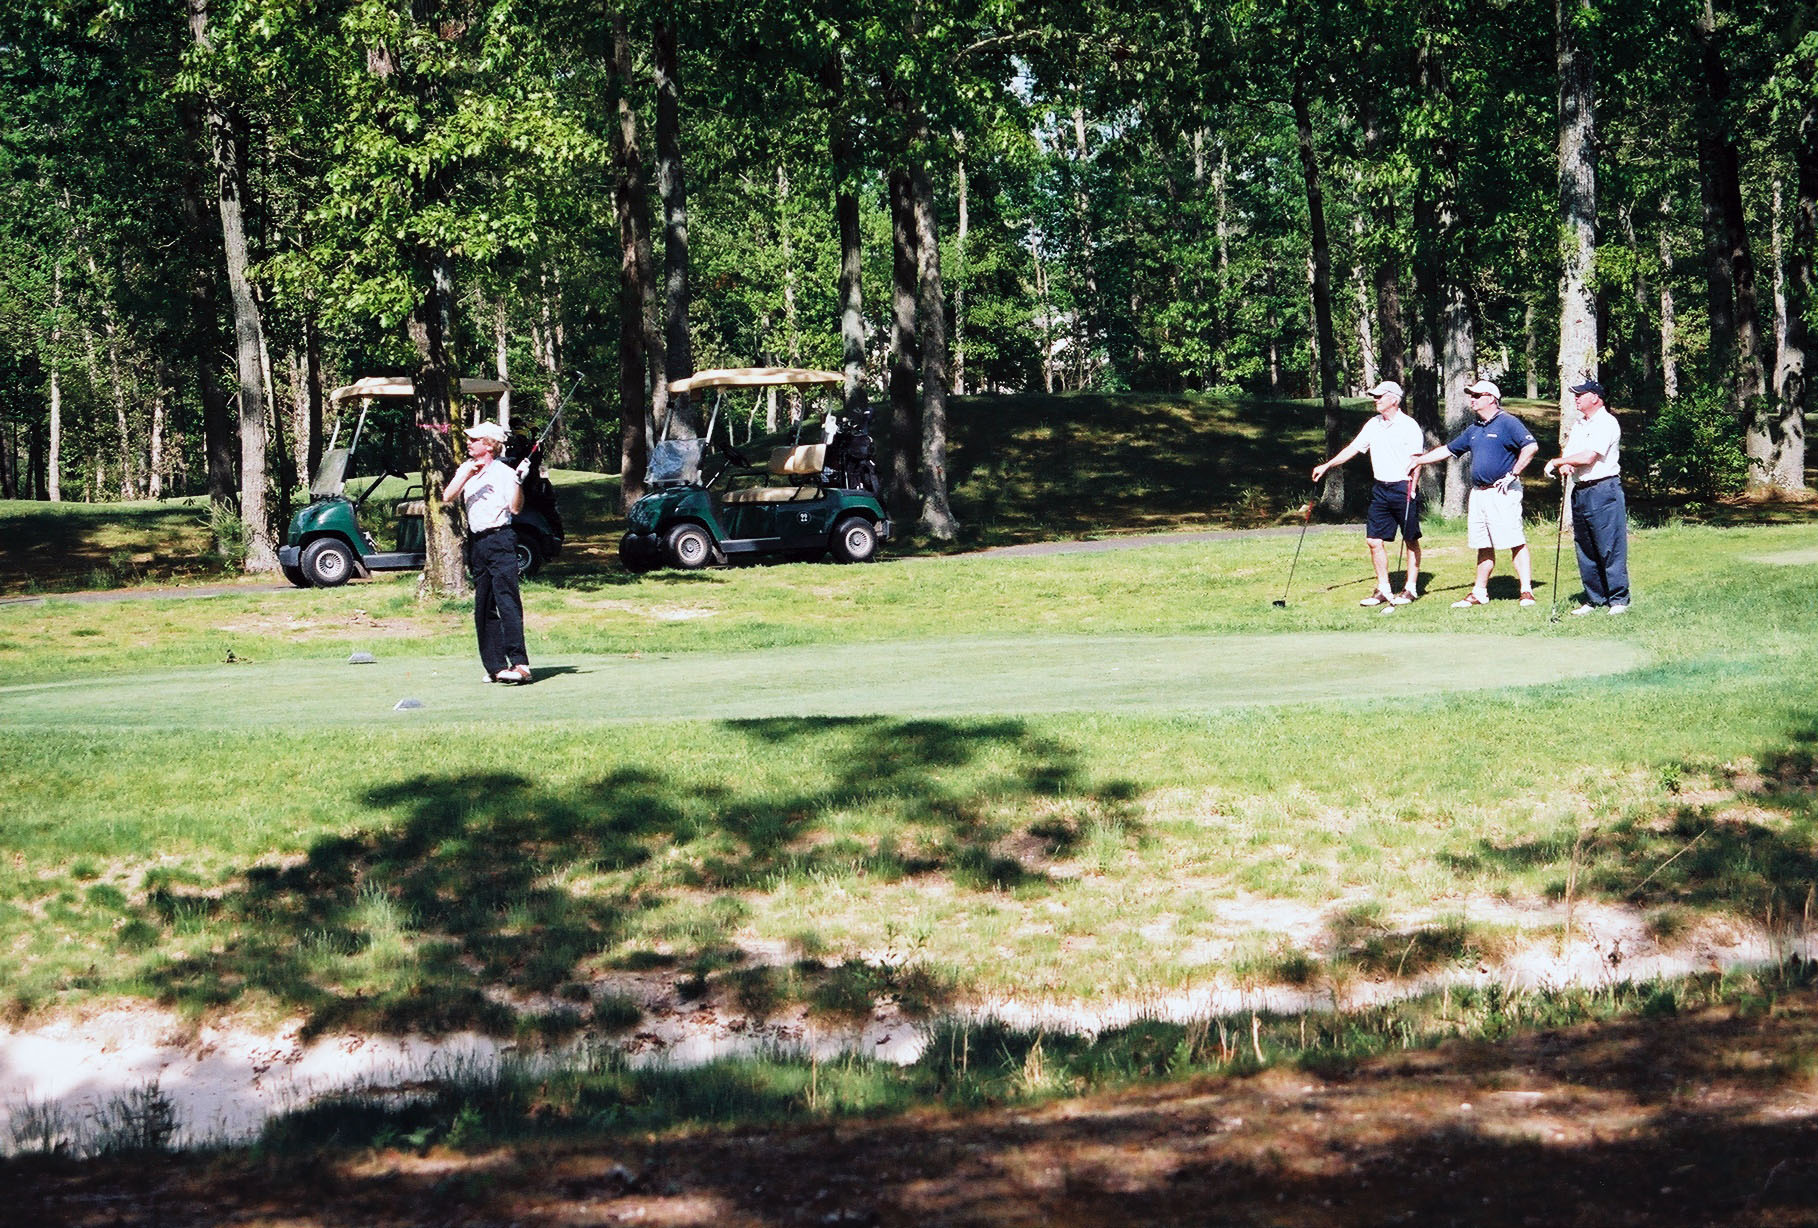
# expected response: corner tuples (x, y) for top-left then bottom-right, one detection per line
(946, 392), (1366, 547)
(137, 716), (1139, 1037)
(1449, 722), (1818, 919)
(0, 498), (222, 593)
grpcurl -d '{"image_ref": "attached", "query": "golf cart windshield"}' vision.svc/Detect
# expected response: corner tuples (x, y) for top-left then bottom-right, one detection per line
(309, 447), (353, 497)
(647, 438), (705, 486)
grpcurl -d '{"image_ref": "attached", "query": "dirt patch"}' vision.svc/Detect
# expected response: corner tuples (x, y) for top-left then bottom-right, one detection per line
(3, 895), (1810, 1161)
(13, 989), (1818, 1225)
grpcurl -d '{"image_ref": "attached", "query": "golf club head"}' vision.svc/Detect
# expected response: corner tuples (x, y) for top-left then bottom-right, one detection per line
(1271, 599), (1288, 608)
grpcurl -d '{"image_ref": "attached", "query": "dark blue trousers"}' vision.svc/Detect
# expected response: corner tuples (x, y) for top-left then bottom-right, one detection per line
(1571, 478), (1629, 607)
(470, 528), (527, 675)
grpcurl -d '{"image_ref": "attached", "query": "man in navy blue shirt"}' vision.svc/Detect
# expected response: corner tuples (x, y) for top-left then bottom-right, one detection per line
(1411, 379), (1540, 608)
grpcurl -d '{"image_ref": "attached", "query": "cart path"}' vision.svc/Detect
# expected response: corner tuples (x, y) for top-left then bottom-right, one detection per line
(0, 631), (1645, 729)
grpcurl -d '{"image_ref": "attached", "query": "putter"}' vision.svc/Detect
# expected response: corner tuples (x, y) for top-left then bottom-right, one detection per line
(1272, 483), (1319, 607)
(1548, 473), (1569, 623)
(1381, 474), (1418, 616)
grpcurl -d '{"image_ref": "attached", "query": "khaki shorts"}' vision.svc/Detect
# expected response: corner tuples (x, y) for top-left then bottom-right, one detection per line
(1467, 483), (1527, 549)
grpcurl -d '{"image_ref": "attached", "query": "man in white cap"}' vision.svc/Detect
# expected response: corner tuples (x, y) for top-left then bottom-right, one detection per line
(1312, 379), (1425, 605)
(444, 421), (533, 683)
(1544, 378), (1629, 614)
(1411, 378), (1540, 608)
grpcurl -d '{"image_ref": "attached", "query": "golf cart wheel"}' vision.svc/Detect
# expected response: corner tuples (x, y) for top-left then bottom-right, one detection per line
(829, 516), (879, 564)
(300, 538), (356, 588)
(280, 562), (310, 589)
(665, 523), (715, 570)
(515, 536), (543, 578)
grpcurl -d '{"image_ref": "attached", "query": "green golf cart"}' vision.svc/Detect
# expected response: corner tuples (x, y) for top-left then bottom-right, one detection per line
(279, 376), (565, 587)
(617, 367), (890, 572)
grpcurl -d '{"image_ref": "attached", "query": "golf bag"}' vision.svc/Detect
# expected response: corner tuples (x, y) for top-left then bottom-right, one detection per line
(504, 432), (565, 541)
(825, 407), (881, 498)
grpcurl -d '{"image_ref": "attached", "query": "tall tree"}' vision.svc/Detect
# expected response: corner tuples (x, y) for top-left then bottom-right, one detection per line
(654, 14), (697, 437)
(187, 0), (275, 572)
(1556, 0), (1599, 462)
(1765, 30), (1815, 492)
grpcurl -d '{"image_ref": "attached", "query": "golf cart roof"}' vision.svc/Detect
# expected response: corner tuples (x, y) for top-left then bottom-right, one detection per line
(669, 367), (842, 394)
(328, 376), (510, 404)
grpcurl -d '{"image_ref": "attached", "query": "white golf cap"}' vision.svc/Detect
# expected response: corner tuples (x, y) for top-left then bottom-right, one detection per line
(464, 421), (509, 443)
(1364, 379), (1404, 399)
(1463, 378), (1501, 399)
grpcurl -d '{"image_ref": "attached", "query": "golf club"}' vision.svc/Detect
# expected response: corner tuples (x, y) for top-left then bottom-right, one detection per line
(1548, 472), (1569, 623)
(1380, 471), (1418, 616)
(1272, 482), (1320, 607)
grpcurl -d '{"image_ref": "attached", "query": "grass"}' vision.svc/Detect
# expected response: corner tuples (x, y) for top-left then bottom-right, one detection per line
(2, 390), (1816, 1158)
(2, 513), (1816, 1033)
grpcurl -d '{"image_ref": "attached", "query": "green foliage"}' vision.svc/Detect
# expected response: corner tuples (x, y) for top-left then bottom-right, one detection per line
(1631, 389), (1751, 501)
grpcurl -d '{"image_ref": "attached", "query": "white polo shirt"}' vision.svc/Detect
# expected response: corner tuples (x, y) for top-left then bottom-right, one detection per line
(1563, 408), (1621, 481)
(1352, 411), (1426, 482)
(460, 459), (520, 532)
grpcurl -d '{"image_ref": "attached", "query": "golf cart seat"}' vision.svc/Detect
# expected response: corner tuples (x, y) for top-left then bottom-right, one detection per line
(720, 444), (827, 504)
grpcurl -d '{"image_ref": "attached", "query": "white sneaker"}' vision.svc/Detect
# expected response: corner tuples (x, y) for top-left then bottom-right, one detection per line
(1608, 603), (1628, 615)
(1359, 591), (1393, 607)
(1570, 603), (1596, 616)
(1390, 591), (1415, 606)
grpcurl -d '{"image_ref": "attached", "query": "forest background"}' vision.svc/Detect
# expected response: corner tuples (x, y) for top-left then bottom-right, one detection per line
(0, 0), (1813, 587)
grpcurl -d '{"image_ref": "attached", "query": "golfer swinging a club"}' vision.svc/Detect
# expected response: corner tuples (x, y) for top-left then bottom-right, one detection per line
(1411, 378), (1541, 608)
(445, 421), (533, 684)
(1311, 379), (1425, 607)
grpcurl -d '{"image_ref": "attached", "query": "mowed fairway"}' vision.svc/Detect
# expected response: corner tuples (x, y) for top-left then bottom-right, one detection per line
(1, 631), (1645, 728)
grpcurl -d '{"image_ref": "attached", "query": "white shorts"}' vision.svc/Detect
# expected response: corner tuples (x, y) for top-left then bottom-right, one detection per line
(1467, 483), (1527, 549)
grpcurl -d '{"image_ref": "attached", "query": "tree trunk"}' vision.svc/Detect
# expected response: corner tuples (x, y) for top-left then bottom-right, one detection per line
(655, 18), (696, 438)
(1215, 139), (1233, 387)
(910, 158), (959, 540)
(1696, 0), (1769, 417)
(1292, 72), (1345, 515)
(886, 166), (921, 521)
(1619, 204), (1655, 390)
(102, 304), (138, 501)
(48, 261), (62, 502)
(1771, 178), (1788, 364)
(493, 296), (512, 430)
(302, 308), (324, 485)
(411, 253), (466, 597)
(1767, 75), (1815, 491)
(953, 138), (968, 396)
(778, 165), (801, 417)
(1556, 0), (1598, 478)
(1032, 237), (1055, 393)
(612, 15), (657, 509)
(821, 50), (869, 424)
(1525, 301), (1540, 398)
(1352, 216), (1378, 393)
(190, 0), (274, 570)
(177, 88), (236, 505)
(1361, 103), (1405, 387)
(1660, 197), (1680, 400)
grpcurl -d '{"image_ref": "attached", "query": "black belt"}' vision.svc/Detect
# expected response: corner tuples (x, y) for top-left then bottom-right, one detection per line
(471, 524), (513, 539)
(1473, 481), (1511, 491)
(1573, 475), (1619, 489)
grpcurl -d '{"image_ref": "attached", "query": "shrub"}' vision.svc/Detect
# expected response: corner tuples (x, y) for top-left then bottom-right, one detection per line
(1630, 389), (1749, 501)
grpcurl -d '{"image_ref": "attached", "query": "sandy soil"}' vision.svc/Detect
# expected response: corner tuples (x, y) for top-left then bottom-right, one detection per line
(11, 984), (1818, 1226)
(2, 897), (1806, 1159)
